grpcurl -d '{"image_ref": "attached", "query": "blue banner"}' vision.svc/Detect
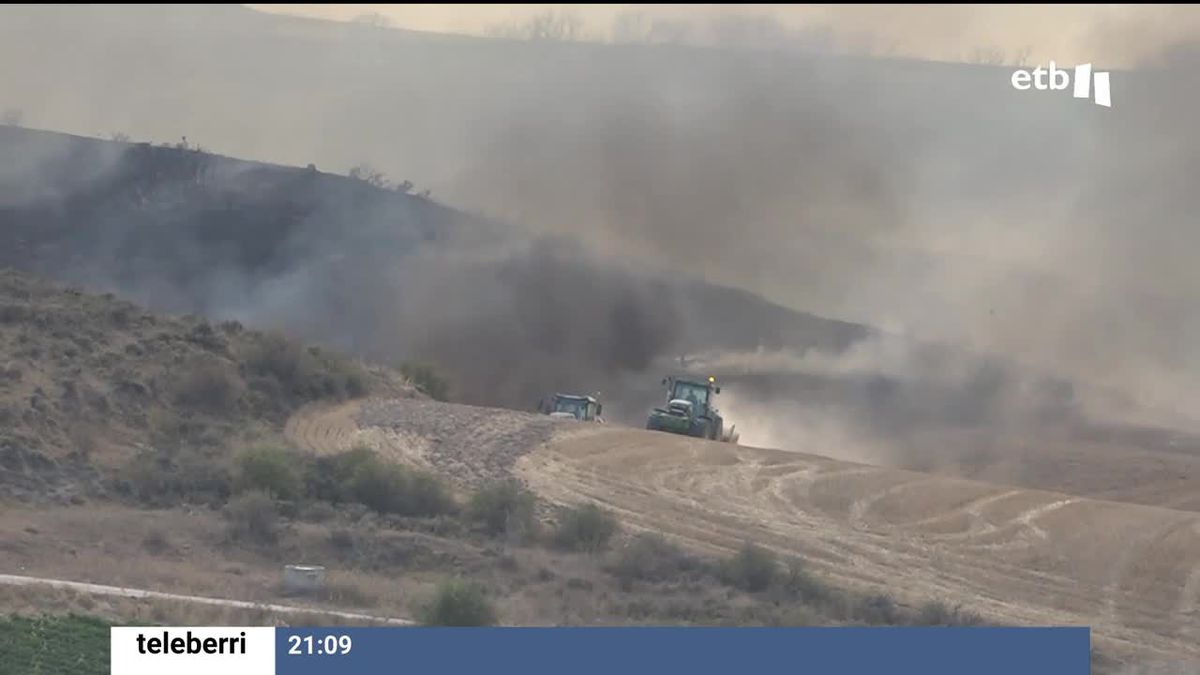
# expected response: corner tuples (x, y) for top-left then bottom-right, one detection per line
(276, 626), (1090, 675)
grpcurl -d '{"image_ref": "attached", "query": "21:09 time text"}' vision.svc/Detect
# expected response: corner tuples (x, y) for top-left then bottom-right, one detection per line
(287, 635), (353, 656)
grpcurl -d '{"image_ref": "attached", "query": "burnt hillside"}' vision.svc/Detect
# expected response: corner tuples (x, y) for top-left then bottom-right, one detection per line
(0, 126), (875, 411)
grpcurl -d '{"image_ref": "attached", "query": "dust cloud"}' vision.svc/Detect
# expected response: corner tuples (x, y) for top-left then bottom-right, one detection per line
(440, 35), (1200, 436)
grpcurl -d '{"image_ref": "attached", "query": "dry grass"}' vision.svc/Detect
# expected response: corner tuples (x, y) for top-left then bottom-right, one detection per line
(0, 504), (436, 618)
(0, 500), (931, 630)
(0, 269), (418, 505)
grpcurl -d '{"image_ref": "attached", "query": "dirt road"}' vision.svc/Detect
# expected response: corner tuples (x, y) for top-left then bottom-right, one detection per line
(0, 574), (411, 625)
(286, 399), (1200, 666)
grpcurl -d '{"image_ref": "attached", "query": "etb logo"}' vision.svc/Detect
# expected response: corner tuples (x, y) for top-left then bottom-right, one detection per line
(1011, 61), (1111, 107)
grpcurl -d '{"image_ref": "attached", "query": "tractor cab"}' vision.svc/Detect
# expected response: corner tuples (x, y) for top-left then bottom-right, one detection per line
(544, 393), (603, 422)
(667, 377), (717, 416)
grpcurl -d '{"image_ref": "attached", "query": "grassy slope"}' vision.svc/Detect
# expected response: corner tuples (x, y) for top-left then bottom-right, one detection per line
(0, 268), (412, 504)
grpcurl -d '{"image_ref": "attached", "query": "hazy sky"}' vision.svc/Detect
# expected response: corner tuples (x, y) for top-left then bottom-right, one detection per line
(250, 4), (1199, 67)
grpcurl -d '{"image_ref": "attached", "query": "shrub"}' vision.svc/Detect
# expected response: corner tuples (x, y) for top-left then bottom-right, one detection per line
(223, 490), (280, 544)
(302, 447), (453, 516)
(300, 500), (337, 523)
(775, 605), (823, 626)
(305, 446), (378, 503)
(551, 503), (619, 553)
(119, 447), (232, 507)
(913, 601), (985, 626)
(172, 359), (243, 415)
(415, 579), (498, 626)
(328, 528), (356, 550)
(719, 542), (778, 592)
(146, 408), (217, 450)
(187, 321), (227, 351)
(465, 480), (538, 539)
(119, 451), (164, 502)
(321, 582), (378, 608)
(778, 558), (831, 604)
(349, 163), (390, 188)
(110, 305), (133, 327)
(242, 333), (369, 403)
(399, 361), (449, 401)
(405, 470), (456, 516)
(142, 530), (171, 555)
(342, 462), (395, 512)
(347, 458), (454, 517)
(608, 533), (696, 584)
(235, 447), (305, 500)
(0, 304), (33, 324)
(618, 599), (658, 621)
(853, 593), (901, 625)
(178, 449), (235, 497)
(305, 348), (370, 400)
(244, 335), (311, 391)
(343, 367), (369, 398)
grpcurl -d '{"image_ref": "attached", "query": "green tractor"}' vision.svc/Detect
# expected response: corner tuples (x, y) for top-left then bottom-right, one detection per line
(645, 375), (738, 443)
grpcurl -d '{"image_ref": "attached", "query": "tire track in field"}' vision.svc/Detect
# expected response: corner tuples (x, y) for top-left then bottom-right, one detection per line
(516, 428), (1200, 664)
